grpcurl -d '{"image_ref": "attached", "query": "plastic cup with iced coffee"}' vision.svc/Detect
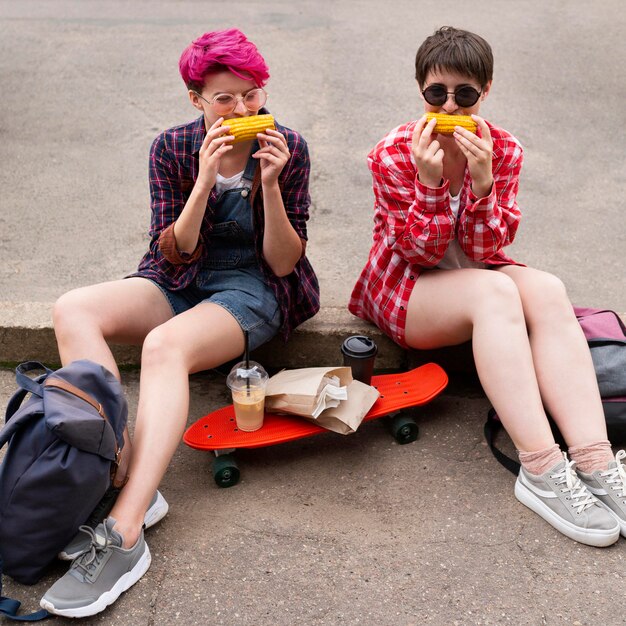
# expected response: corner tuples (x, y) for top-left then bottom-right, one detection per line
(226, 361), (269, 432)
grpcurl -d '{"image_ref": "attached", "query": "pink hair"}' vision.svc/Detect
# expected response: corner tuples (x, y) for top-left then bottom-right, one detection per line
(179, 28), (270, 90)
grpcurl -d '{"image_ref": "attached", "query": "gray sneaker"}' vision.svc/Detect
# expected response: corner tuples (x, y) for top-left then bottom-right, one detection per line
(578, 450), (626, 537)
(515, 452), (620, 547)
(59, 490), (168, 561)
(41, 518), (151, 618)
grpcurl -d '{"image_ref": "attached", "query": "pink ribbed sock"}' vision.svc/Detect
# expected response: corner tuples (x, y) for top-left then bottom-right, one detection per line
(517, 443), (563, 476)
(568, 440), (613, 473)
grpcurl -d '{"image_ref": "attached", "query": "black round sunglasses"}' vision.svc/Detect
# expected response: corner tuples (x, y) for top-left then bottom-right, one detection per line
(422, 84), (482, 108)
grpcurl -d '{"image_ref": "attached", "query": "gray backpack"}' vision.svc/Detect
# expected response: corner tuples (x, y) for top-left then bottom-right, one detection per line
(485, 307), (626, 473)
(0, 360), (127, 593)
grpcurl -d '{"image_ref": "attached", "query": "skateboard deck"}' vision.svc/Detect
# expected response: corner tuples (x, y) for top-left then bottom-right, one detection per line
(184, 363), (448, 487)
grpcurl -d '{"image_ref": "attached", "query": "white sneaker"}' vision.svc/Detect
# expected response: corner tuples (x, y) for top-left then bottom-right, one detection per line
(515, 452), (619, 547)
(578, 450), (626, 537)
(59, 491), (168, 561)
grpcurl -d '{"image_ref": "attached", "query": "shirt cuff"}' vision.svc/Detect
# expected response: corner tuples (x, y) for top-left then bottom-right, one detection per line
(157, 223), (203, 265)
(466, 182), (496, 214)
(415, 176), (449, 213)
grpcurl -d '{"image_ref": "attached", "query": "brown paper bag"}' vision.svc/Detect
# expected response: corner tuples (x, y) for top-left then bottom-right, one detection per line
(265, 367), (380, 434)
(265, 367), (352, 416)
(314, 380), (380, 434)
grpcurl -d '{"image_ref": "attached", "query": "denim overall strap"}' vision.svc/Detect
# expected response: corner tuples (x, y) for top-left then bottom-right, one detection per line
(239, 140), (259, 197)
(201, 142), (261, 270)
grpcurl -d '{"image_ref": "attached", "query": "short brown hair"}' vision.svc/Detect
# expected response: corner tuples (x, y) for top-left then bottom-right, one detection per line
(415, 26), (493, 88)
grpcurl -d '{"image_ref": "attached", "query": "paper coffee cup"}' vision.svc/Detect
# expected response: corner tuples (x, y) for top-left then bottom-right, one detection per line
(340, 336), (378, 385)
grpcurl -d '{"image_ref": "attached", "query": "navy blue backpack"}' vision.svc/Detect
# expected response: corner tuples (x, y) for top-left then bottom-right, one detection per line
(0, 360), (127, 620)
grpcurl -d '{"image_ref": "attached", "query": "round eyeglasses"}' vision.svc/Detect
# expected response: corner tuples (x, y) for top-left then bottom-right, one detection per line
(422, 84), (482, 108)
(192, 88), (267, 116)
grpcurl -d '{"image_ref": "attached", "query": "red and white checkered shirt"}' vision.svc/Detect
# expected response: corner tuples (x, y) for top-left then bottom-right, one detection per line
(348, 119), (524, 347)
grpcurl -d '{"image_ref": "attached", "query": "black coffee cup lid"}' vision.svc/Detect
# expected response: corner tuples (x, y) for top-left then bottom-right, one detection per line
(341, 335), (378, 358)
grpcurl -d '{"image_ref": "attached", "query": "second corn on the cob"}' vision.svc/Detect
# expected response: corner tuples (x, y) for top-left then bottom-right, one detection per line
(425, 113), (477, 135)
(221, 114), (276, 143)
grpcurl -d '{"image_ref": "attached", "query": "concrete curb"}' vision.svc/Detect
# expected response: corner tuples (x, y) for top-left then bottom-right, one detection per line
(0, 302), (407, 370)
(3, 301), (622, 373)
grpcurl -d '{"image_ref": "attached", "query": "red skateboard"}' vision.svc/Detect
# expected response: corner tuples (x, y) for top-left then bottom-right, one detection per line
(184, 363), (448, 487)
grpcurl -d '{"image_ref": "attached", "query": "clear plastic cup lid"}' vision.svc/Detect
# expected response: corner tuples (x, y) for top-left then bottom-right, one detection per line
(226, 361), (268, 390)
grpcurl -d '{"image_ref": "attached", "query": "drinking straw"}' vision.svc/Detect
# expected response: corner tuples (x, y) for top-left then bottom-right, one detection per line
(244, 330), (250, 396)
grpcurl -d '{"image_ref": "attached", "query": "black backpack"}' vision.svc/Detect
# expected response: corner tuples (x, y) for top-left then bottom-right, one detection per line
(0, 360), (127, 619)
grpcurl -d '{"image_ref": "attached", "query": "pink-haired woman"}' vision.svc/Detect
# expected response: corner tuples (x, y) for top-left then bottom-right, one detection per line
(43, 28), (319, 617)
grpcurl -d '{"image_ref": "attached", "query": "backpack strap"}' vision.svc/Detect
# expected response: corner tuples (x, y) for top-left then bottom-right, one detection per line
(4, 363), (50, 427)
(15, 362), (53, 397)
(5, 388), (30, 423)
(483, 408), (521, 475)
(0, 401), (43, 450)
(0, 362), (55, 620)
(0, 554), (50, 621)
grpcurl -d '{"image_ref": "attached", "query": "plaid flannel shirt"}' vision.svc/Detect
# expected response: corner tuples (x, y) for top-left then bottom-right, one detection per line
(349, 119), (524, 347)
(131, 113), (320, 340)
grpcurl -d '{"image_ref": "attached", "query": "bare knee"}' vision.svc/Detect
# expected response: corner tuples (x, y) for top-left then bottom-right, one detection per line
(53, 288), (97, 339)
(141, 326), (185, 370)
(520, 271), (571, 325)
(474, 271), (524, 323)
(523, 271), (568, 307)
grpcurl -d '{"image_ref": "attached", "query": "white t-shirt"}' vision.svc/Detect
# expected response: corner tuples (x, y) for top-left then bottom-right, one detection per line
(215, 170), (245, 195)
(436, 191), (486, 270)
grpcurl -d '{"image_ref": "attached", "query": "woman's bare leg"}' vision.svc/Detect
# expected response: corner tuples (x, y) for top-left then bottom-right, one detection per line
(53, 278), (173, 374)
(495, 265), (607, 446)
(109, 302), (246, 547)
(53, 277), (174, 480)
(405, 268), (554, 451)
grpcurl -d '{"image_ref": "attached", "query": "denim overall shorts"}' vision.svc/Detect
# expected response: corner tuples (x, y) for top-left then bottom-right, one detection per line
(152, 149), (282, 351)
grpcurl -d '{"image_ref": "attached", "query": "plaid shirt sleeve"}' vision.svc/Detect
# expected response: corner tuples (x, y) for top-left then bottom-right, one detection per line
(147, 132), (204, 281)
(149, 133), (185, 237)
(369, 124), (456, 267)
(276, 127), (311, 242)
(151, 132), (207, 270)
(457, 130), (523, 260)
(253, 126), (319, 339)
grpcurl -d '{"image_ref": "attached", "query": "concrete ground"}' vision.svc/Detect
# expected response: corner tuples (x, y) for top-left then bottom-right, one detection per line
(2, 369), (626, 625)
(1, 0), (626, 624)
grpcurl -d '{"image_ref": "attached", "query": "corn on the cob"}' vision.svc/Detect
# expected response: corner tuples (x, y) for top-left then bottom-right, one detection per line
(221, 114), (276, 143)
(425, 113), (477, 135)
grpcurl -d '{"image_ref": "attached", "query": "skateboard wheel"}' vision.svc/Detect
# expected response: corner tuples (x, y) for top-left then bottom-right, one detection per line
(213, 454), (240, 488)
(390, 413), (419, 445)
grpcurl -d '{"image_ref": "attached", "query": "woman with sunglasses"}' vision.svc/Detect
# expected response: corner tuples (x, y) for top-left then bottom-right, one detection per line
(43, 28), (319, 617)
(350, 26), (626, 547)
